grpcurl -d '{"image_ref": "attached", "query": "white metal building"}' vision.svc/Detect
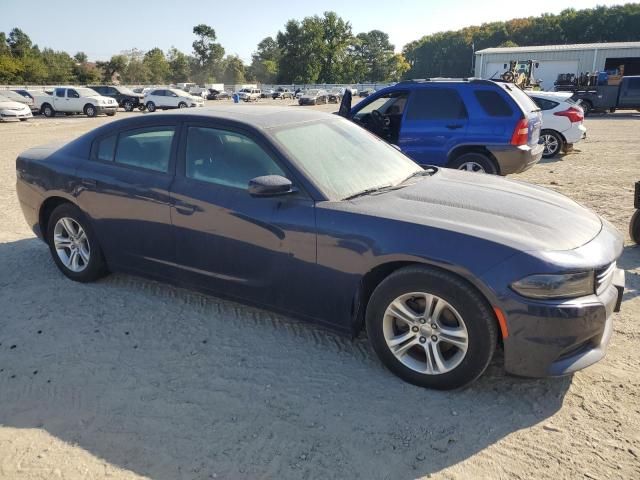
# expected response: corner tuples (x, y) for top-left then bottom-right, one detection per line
(474, 42), (640, 91)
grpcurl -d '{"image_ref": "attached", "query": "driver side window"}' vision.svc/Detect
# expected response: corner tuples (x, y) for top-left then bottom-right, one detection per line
(354, 92), (409, 120)
(185, 127), (285, 189)
(67, 89), (80, 99)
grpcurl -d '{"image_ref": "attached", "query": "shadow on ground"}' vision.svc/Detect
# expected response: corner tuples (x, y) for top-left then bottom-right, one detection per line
(0, 238), (571, 480)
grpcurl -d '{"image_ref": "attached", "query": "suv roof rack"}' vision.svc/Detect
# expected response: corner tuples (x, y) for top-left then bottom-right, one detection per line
(397, 77), (479, 84)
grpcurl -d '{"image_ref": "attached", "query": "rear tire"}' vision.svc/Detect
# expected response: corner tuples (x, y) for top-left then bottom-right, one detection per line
(541, 130), (564, 158)
(630, 210), (640, 244)
(123, 100), (134, 112)
(146, 101), (156, 112)
(42, 103), (55, 117)
(448, 152), (498, 174)
(366, 266), (497, 390)
(46, 203), (108, 283)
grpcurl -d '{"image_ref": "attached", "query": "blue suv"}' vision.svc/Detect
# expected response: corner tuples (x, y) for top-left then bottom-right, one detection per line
(340, 79), (544, 175)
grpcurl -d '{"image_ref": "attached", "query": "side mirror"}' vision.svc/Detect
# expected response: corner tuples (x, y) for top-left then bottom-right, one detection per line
(248, 175), (295, 197)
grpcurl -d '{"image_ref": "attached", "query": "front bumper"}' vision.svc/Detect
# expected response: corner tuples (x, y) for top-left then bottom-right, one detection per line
(563, 124), (587, 145)
(1, 110), (33, 121)
(96, 105), (118, 114)
(488, 143), (544, 175)
(500, 269), (624, 377)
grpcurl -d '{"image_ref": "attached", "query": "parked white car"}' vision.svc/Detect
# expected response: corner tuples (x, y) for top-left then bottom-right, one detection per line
(237, 88), (261, 102)
(0, 93), (32, 121)
(144, 88), (204, 112)
(2, 89), (36, 113)
(529, 91), (586, 158)
(39, 87), (118, 118)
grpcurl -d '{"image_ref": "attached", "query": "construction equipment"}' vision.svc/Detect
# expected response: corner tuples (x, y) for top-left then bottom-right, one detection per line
(500, 60), (541, 90)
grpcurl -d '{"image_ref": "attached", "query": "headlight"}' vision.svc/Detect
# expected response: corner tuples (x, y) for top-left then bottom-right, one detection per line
(511, 272), (594, 299)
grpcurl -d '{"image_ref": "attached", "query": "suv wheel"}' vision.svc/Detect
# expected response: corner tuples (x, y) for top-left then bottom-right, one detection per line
(84, 104), (97, 117)
(146, 101), (156, 112)
(541, 130), (563, 158)
(366, 266), (497, 389)
(123, 100), (134, 112)
(448, 152), (497, 174)
(178, 102), (188, 108)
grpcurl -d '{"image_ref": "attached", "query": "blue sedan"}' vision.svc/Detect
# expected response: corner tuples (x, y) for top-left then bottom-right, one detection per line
(15, 106), (624, 389)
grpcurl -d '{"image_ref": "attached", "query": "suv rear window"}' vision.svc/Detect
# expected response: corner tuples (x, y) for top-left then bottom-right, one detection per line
(498, 83), (540, 113)
(474, 90), (513, 116)
(405, 88), (467, 120)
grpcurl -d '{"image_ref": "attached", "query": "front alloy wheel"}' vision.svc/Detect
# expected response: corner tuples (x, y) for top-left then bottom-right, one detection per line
(383, 293), (468, 375)
(366, 266), (497, 389)
(124, 100), (134, 112)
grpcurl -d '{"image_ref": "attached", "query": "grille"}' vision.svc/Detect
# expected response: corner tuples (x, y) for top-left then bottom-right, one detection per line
(595, 262), (616, 295)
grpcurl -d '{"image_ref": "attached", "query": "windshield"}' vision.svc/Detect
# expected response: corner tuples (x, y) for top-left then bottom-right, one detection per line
(306, 89), (320, 95)
(76, 87), (99, 97)
(118, 87), (136, 95)
(272, 118), (422, 200)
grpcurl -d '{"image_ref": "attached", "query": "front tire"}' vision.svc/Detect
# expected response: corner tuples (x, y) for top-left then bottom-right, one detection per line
(123, 100), (134, 112)
(46, 203), (108, 282)
(366, 266), (497, 390)
(146, 101), (156, 112)
(541, 130), (564, 158)
(448, 152), (498, 174)
(178, 102), (187, 109)
(84, 104), (97, 117)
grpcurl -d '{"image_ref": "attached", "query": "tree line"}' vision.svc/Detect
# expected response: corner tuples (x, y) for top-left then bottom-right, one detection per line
(1, 3), (639, 85)
(403, 3), (640, 78)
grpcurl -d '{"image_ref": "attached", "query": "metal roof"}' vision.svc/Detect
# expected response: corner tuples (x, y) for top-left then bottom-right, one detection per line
(476, 42), (640, 55)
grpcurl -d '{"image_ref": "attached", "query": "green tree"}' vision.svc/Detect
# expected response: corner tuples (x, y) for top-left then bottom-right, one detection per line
(7, 27), (33, 57)
(0, 54), (23, 83)
(41, 48), (75, 83)
(317, 12), (353, 83)
(143, 48), (170, 83)
(222, 55), (246, 84)
(192, 24), (225, 82)
(74, 51), (88, 64)
(167, 46), (191, 83)
(249, 37), (280, 83)
(349, 30), (395, 82)
(96, 54), (128, 82)
(277, 17), (324, 83)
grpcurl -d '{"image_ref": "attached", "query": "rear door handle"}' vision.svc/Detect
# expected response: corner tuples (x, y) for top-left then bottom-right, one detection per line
(446, 124), (464, 129)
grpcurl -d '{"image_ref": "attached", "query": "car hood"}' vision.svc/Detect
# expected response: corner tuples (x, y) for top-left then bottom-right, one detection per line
(0, 100), (29, 110)
(343, 168), (603, 252)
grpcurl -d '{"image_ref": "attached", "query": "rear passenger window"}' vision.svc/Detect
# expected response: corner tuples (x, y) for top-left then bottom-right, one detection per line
(114, 127), (175, 173)
(405, 88), (467, 120)
(474, 91), (513, 116)
(185, 127), (285, 188)
(96, 134), (117, 162)
(531, 97), (558, 111)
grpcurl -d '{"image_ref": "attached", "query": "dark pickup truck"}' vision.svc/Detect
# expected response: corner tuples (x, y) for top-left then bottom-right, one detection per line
(89, 85), (145, 112)
(571, 76), (640, 115)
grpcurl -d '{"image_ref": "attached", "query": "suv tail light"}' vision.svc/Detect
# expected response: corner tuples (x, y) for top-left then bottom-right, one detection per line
(554, 106), (584, 123)
(510, 118), (529, 146)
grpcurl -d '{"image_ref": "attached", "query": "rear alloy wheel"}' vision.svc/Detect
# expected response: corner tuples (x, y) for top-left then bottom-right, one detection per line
(178, 102), (188, 109)
(46, 203), (108, 282)
(448, 152), (497, 174)
(123, 100), (134, 112)
(42, 104), (55, 117)
(366, 266), (497, 389)
(84, 104), (97, 117)
(541, 130), (563, 158)
(146, 101), (156, 112)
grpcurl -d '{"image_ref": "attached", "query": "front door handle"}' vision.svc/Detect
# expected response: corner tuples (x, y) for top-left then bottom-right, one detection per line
(174, 202), (196, 215)
(446, 124), (464, 129)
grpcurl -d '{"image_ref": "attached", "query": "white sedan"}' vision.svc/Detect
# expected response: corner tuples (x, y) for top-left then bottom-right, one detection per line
(144, 88), (204, 112)
(0, 93), (33, 122)
(528, 91), (586, 158)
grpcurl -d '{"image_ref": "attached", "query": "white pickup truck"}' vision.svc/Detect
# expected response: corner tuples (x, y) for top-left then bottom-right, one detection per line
(37, 87), (118, 117)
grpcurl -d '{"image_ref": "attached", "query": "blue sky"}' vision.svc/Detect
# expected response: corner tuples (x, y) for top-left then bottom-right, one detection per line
(0, 0), (627, 62)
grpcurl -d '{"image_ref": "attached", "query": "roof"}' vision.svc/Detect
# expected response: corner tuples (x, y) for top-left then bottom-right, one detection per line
(151, 105), (334, 130)
(476, 41), (640, 55)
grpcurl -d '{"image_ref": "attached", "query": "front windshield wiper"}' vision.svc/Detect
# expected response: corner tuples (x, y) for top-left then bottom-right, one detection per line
(343, 184), (394, 201)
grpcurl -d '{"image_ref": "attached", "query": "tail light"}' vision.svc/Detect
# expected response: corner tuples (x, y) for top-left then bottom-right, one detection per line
(510, 118), (529, 146)
(554, 106), (583, 123)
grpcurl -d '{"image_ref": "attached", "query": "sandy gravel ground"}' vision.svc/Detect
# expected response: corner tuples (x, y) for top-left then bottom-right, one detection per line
(0, 102), (639, 480)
